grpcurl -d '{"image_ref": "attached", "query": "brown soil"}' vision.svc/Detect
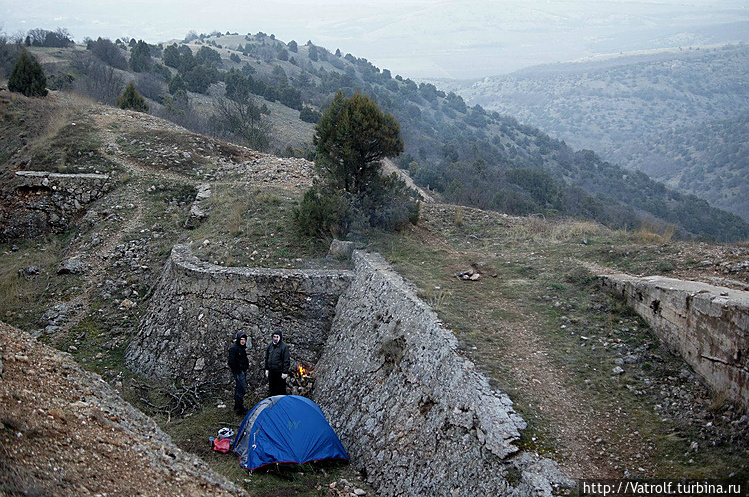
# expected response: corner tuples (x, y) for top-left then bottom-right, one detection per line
(0, 322), (247, 497)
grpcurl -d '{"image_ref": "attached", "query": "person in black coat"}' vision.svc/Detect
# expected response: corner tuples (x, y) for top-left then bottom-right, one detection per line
(264, 330), (290, 396)
(228, 332), (250, 415)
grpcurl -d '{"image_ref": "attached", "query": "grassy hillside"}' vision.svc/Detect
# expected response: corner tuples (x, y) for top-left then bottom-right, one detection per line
(455, 44), (749, 223)
(4, 32), (748, 241)
(1, 81), (748, 493)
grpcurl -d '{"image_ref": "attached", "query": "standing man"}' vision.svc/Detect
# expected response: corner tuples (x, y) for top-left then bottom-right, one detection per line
(228, 332), (250, 415)
(264, 330), (290, 396)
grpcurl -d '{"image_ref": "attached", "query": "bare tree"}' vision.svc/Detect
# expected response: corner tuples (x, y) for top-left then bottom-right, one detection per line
(0, 35), (22, 78)
(135, 72), (166, 102)
(70, 53), (124, 105)
(153, 90), (212, 136)
(211, 95), (270, 151)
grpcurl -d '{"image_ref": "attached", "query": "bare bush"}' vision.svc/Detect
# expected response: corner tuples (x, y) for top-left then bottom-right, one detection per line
(70, 53), (124, 105)
(0, 38), (22, 78)
(135, 72), (166, 103)
(152, 91), (212, 135)
(211, 95), (270, 151)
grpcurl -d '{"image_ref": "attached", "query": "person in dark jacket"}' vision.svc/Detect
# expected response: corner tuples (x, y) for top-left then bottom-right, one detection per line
(228, 332), (250, 415)
(264, 330), (290, 396)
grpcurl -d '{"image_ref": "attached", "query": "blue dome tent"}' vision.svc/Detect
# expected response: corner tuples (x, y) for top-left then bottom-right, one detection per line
(232, 395), (349, 471)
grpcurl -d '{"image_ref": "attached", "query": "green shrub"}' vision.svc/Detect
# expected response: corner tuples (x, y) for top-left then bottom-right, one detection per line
(293, 187), (350, 238)
(8, 51), (48, 97)
(117, 82), (149, 112)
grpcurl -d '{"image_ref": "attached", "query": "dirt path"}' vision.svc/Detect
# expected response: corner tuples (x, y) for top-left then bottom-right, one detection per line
(473, 294), (619, 478)
(55, 109), (199, 339)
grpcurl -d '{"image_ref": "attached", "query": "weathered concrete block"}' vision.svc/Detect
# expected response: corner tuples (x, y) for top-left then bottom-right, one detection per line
(328, 239), (355, 260)
(599, 273), (749, 409)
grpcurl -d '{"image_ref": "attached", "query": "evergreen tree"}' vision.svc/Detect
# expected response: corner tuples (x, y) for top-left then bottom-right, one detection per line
(300, 106), (321, 123)
(295, 91), (417, 237)
(168, 74), (186, 95)
(8, 51), (48, 97)
(195, 46), (222, 67)
(314, 91), (404, 194)
(129, 40), (152, 72)
(116, 82), (149, 112)
(308, 45), (318, 62)
(162, 43), (181, 68)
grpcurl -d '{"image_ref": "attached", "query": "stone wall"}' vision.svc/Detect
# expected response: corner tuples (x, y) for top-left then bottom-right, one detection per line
(313, 251), (567, 497)
(598, 273), (749, 409)
(125, 245), (353, 389)
(1, 171), (112, 240)
(127, 246), (568, 495)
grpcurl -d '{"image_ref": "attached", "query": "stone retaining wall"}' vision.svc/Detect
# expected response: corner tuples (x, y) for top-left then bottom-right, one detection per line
(598, 274), (749, 409)
(15, 170), (111, 212)
(125, 245), (353, 389)
(313, 251), (567, 497)
(1, 171), (112, 240)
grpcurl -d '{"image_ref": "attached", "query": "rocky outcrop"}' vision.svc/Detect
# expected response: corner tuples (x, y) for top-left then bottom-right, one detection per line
(125, 245), (353, 390)
(598, 273), (749, 409)
(313, 251), (569, 497)
(0, 171), (112, 241)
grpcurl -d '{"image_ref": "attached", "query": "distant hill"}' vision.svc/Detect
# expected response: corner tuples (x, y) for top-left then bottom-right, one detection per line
(4, 32), (748, 241)
(453, 44), (749, 222)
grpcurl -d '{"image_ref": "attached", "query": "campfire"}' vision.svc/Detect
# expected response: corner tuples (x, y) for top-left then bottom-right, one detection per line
(289, 363), (314, 397)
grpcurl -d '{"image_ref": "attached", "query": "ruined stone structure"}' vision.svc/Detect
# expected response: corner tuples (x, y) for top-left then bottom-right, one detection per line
(598, 273), (749, 409)
(313, 251), (567, 496)
(129, 245), (568, 496)
(125, 245), (353, 390)
(1, 171), (112, 240)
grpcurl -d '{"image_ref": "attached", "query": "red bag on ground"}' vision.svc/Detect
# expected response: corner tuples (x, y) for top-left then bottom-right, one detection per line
(213, 437), (232, 453)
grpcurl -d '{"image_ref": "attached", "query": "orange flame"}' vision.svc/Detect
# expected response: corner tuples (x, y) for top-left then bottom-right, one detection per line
(297, 365), (310, 378)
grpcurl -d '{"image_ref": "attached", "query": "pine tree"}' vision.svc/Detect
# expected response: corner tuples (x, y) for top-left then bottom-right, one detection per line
(8, 51), (48, 97)
(116, 82), (149, 112)
(313, 91), (404, 194)
(295, 91), (417, 237)
(129, 40), (152, 72)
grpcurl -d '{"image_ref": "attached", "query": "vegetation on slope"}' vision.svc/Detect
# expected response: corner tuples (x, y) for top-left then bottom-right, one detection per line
(2, 30), (747, 241)
(1, 65), (748, 494)
(457, 44), (749, 223)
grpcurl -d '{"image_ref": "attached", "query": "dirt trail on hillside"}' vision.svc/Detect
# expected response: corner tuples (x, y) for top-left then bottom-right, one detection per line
(54, 108), (199, 340)
(473, 295), (619, 478)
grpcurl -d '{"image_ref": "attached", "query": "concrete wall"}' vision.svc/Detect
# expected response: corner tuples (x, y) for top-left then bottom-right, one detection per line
(313, 251), (566, 497)
(125, 245), (353, 389)
(598, 274), (749, 409)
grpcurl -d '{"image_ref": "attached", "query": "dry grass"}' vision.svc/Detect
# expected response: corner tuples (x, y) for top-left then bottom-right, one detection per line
(369, 205), (749, 479)
(23, 94), (107, 174)
(0, 236), (68, 329)
(453, 206), (464, 227)
(635, 220), (678, 243)
(417, 287), (454, 311)
(505, 215), (610, 244)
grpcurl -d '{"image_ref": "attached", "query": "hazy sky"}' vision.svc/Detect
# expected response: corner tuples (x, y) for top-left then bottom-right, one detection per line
(2, 1), (748, 79)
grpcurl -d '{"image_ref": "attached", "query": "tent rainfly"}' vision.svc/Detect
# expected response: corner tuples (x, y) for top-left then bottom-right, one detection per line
(232, 395), (349, 471)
